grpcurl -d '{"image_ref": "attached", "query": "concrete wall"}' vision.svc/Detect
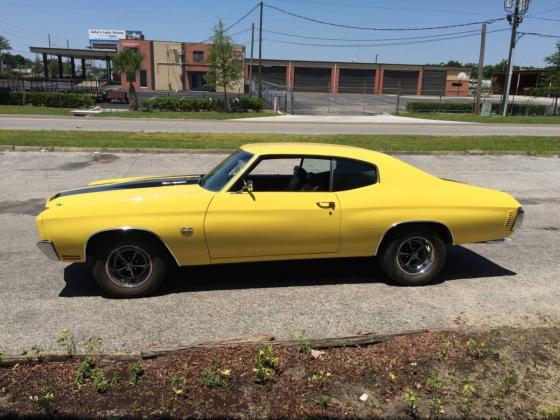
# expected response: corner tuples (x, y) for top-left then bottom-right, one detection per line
(153, 41), (183, 91)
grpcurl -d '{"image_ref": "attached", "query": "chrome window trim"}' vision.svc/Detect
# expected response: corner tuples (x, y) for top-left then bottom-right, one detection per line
(84, 227), (181, 266)
(374, 220), (455, 256)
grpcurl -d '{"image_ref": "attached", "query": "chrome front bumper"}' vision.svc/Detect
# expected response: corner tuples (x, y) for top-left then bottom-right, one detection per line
(37, 240), (60, 261)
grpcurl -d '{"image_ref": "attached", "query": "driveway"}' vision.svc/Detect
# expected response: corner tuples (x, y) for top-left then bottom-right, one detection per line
(0, 151), (558, 353)
(1, 114), (560, 136)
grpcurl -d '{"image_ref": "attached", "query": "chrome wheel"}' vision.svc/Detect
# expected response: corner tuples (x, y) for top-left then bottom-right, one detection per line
(396, 236), (435, 276)
(105, 245), (153, 288)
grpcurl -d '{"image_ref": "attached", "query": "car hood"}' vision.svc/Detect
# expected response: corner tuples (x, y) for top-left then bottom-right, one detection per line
(48, 174), (202, 201)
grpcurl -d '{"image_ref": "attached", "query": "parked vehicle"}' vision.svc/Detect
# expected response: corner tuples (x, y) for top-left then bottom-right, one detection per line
(36, 143), (524, 298)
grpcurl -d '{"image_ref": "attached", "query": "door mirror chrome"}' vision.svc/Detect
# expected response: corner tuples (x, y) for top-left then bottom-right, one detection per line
(242, 179), (254, 193)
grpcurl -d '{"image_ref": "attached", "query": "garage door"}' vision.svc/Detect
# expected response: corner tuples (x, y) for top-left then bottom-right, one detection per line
(382, 70), (419, 95)
(294, 67), (331, 92)
(338, 69), (376, 94)
(422, 70), (446, 96)
(250, 65), (286, 86)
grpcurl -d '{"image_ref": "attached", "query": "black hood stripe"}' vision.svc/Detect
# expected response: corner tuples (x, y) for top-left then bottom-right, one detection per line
(52, 176), (201, 199)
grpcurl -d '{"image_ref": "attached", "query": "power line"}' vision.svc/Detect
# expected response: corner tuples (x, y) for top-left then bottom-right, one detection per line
(266, 0), (501, 17)
(519, 31), (560, 39)
(0, 19), (46, 37)
(199, 3), (259, 43)
(260, 27), (498, 42)
(263, 28), (509, 48)
(264, 3), (504, 31)
(526, 16), (560, 22)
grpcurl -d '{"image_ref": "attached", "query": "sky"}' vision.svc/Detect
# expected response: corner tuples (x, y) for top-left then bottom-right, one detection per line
(1, 0), (559, 67)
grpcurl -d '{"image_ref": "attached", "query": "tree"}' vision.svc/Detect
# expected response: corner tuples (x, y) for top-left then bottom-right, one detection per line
(204, 20), (242, 111)
(545, 41), (560, 67)
(112, 48), (144, 110)
(0, 35), (12, 72)
(31, 57), (43, 77)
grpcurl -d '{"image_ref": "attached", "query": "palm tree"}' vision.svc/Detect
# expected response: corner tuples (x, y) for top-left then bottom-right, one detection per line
(112, 48), (144, 110)
(0, 35), (11, 73)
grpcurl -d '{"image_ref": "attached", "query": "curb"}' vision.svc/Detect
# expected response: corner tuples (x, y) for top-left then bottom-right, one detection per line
(1, 145), (559, 157)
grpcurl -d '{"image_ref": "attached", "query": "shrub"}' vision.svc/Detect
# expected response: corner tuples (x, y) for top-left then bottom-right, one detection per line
(0, 91), (93, 108)
(406, 101), (548, 116)
(146, 96), (263, 113)
(406, 101), (473, 113)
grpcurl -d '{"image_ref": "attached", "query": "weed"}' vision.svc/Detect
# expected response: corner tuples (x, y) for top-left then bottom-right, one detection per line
(56, 327), (76, 355)
(30, 391), (54, 414)
(83, 337), (102, 355)
(200, 359), (231, 388)
(295, 330), (313, 355)
(460, 376), (477, 415)
(128, 362), (144, 385)
(30, 345), (43, 356)
(497, 371), (518, 397)
(314, 396), (330, 415)
(404, 389), (420, 418)
(426, 370), (444, 392)
(171, 376), (188, 396)
(91, 368), (108, 393)
(466, 338), (498, 360)
(408, 362), (418, 375)
(0, 351), (3, 363)
(308, 370), (331, 383)
(75, 357), (95, 386)
(540, 406), (560, 419)
(253, 344), (280, 383)
(429, 397), (445, 416)
(110, 372), (122, 385)
(388, 371), (397, 382)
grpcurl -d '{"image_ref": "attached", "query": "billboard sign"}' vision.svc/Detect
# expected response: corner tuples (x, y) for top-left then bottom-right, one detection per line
(88, 29), (126, 43)
(126, 30), (144, 40)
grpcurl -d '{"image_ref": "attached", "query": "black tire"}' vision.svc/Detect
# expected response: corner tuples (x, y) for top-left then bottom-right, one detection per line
(378, 227), (446, 286)
(92, 236), (168, 298)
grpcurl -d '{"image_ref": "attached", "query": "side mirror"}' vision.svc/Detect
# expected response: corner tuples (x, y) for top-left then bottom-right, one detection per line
(242, 179), (254, 193)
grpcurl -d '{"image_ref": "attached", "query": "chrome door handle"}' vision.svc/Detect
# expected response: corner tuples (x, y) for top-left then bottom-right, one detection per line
(316, 201), (336, 210)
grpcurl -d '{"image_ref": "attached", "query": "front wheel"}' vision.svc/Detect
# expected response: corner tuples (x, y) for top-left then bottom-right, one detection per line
(378, 228), (446, 286)
(92, 237), (168, 298)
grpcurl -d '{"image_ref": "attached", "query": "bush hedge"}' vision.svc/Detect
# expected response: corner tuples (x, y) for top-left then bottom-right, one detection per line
(0, 91), (94, 108)
(145, 96), (264, 113)
(406, 101), (548, 115)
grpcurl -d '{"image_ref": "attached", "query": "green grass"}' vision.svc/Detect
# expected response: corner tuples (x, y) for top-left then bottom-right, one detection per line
(0, 105), (276, 120)
(0, 105), (73, 116)
(92, 111), (277, 120)
(404, 112), (560, 124)
(0, 130), (559, 154)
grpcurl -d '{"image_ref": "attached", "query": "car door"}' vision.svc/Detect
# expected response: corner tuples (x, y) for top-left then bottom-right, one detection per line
(204, 156), (341, 259)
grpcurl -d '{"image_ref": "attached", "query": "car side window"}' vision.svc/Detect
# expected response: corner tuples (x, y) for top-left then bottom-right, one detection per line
(231, 156), (331, 192)
(332, 158), (378, 191)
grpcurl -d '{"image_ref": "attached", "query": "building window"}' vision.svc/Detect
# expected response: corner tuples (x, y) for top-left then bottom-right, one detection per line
(140, 70), (148, 87)
(193, 51), (204, 62)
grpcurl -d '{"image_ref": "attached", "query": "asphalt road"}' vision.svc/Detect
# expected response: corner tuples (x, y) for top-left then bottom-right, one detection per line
(0, 151), (559, 353)
(1, 114), (560, 136)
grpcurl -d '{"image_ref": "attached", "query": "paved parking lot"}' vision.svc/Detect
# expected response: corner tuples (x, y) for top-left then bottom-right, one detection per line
(0, 151), (559, 353)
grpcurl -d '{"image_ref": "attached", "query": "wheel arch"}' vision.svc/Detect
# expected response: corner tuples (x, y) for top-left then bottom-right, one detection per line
(375, 221), (454, 256)
(85, 228), (180, 266)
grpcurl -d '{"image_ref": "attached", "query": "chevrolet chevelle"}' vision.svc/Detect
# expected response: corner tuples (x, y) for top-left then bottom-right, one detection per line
(36, 143), (524, 298)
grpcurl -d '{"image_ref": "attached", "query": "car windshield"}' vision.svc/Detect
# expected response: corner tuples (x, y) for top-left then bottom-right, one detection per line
(199, 150), (253, 192)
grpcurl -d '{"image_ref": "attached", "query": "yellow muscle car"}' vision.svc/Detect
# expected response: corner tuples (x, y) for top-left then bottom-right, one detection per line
(36, 143), (524, 298)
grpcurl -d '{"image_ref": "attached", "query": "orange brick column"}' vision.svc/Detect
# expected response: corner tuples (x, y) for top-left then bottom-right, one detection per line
(375, 68), (384, 94)
(330, 65), (340, 93)
(417, 69), (424, 95)
(286, 63), (295, 89)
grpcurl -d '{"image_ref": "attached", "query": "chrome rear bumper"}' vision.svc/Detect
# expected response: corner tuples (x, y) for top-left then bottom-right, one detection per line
(37, 240), (59, 261)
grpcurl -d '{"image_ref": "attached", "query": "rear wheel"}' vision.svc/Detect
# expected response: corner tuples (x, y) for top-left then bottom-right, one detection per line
(378, 228), (446, 286)
(92, 237), (168, 298)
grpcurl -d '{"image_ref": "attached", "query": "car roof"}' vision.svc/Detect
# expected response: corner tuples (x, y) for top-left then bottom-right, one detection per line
(240, 142), (387, 162)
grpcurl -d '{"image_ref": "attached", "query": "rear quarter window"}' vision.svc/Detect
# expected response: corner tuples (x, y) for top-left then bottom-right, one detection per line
(333, 158), (378, 191)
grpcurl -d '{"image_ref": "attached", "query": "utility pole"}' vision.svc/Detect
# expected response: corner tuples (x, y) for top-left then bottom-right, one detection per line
(249, 22), (255, 97)
(258, 1), (263, 99)
(501, 0), (530, 117)
(66, 39), (69, 49)
(474, 22), (487, 115)
(48, 34), (51, 48)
